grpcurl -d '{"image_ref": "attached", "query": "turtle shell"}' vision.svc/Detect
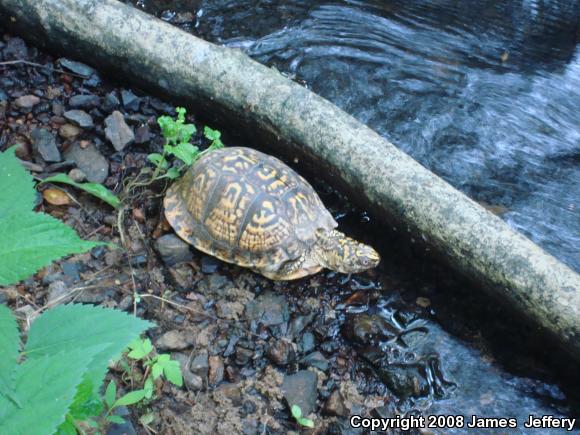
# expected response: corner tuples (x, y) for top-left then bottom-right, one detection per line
(163, 147), (337, 275)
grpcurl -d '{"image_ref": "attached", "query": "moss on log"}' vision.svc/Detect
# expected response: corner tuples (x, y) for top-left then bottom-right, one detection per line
(1, 0), (579, 356)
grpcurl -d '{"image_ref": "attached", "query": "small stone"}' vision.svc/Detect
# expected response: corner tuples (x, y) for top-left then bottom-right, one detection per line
(58, 58), (96, 77)
(31, 128), (61, 162)
(155, 330), (190, 351)
(299, 351), (329, 372)
(416, 297), (431, 308)
(155, 234), (192, 266)
(300, 332), (316, 354)
(172, 353), (203, 391)
(190, 352), (209, 380)
(134, 125), (151, 144)
(103, 91), (120, 112)
(201, 255), (220, 273)
(69, 94), (100, 109)
(209, 355), (224, 385)
(105, 111), (135, 151)
(64, 110), (94, 128)
(52, 102), (64, 116)
(58, 123), (82, 140)
(235, 346), (254, 366)
(266, 339), (295, 366)
(121, 89), (140, 111)
(64, 141), (108, 183)
(47, 280), (71, 306)
(245, 292), (289, 326)
(4, 37), (28, 59)
(282, 370), (318, 416)
(323, 389), (348, 417)
(61, 262), (80, 284)
(68, 168), (86, 182)
(214, 383), (242, 405)
(14, 95), (40, 109)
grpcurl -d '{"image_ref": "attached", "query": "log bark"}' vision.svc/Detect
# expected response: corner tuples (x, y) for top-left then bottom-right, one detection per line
(1, 0), (579, 356)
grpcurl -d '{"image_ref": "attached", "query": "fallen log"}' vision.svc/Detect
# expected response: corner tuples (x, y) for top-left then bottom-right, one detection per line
(1, 0), (579, 357)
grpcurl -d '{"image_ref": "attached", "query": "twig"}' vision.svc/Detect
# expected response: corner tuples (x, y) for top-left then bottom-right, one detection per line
(0, 59), (90, 78)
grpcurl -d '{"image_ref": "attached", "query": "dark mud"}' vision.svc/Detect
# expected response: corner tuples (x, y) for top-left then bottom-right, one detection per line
(1, 30), (579, 434)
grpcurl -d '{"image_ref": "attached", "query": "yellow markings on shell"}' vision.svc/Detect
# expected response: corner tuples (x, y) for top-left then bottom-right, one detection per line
(239, 199), (291, 253)
(205, 182), (255, 244)
(186, 168), (218, 221)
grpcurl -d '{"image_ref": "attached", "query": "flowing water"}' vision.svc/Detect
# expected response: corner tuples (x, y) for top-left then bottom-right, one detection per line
(128, 0), (580, 429)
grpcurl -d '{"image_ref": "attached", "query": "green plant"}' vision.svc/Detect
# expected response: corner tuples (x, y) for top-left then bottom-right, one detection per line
(40, 173), (120, 208)
(0, 147), (104, 285)
(148, 107), (224, 180)
(291, 404), (315, 429)
(0, 304), (153, 435)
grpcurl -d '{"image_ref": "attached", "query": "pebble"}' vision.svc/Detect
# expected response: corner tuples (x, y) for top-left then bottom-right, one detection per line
(14, 95), (40, 109)
(64, 141), (109, 183)
(172, 353), (204, 391)
(31, 128), (61, 162)
(300, 332), (316, 354)
(299, 351), (329, 371)
(69, 94), (100, 109)
(58, 58), (96, 77)
(51, 103), (64, 116)
(103, 91), (120, 112)
(323, 390), (349, 417)
(68, 168), (87, 182)
(190, 351), (209, 380)
(105, 111), (135, 151)
(155, 234), (193, 266)
(266, 339), (295, 366)
(58, 123), (82, 140)
(64, 110), (94, 128)
(155, 329), (190, 351)
(245, 292), (289, 326)
(200, 255), (220, 274)
(235, 346), (254, 366)
(282, 370), (318, 416)
(134, 124), (151, 144)
(121, 89), (140, 111)
(208, 355), (224, 385)
(214, 383), (242, 406)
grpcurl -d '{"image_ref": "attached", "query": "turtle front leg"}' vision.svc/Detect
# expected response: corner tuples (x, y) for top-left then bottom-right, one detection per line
(258, 253), (323, 280)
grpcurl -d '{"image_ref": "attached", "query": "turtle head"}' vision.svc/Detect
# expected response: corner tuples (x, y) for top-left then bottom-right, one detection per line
(315, 230), (380, 274)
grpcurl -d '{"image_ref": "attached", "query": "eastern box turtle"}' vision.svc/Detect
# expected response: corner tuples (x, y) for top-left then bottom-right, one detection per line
(164, 147), (379, 280)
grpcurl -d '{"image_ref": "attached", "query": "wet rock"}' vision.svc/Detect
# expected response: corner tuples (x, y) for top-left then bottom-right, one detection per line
(103, 91), (120, 112)
(299, 351), (329, 372)
(300, 332), (316, 354)
(376, 363), (430, 399)
(14, 95), (40, 109)
(69, 94), (100, 109)
(200, 255), (220, 273)
(245, 292), (289, 327)
(172, 353), (203, 391)
(68, 168), (86, 182)
(61, 262), (80, 284)
(105, 111), (134, 151)
(343, 314), (397, 344)
(155, 234), (192, 266)
(282, 370), (318, 416)
(58, 58), (96, 77)
(190, 351), (209, 380)
(3, 37), (28, 59)
(47, 280), (71, 306)
(209, 355), (224, 385)
(121, 89), (141, 111)
(288, 314), (315, 339)
(235, 346), (254, 366)
(31, 128), (61, 162)
(64, 141), (108, 183)
(52, 103), (64, 116)
(266, 339), (296, 366)
(64, 110), (94, 128)
(155, 330), (190, 351)
(58, 123), (82, 140)
(134, 125), (151, 144)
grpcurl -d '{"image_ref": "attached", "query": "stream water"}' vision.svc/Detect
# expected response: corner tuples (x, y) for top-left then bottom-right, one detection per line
(128, 0), (580, 430)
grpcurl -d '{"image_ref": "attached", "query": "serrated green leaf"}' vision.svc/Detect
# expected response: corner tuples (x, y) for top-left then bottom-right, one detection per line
(151, 362), (163, 380)
(106, 415), (125, 425)
(55, 415), (78, 435)
(166, 143), (199, 166)
(105, 380), (117, 408)
(0, 304), (21, 408)
(203, 126), (221, 141)
(68, 378), (103, 420)
(112, 389), (146, 407)
(0, 147), (35, 218)
(0, 212), (102, 286)
(127, 338), (153, 360)
(162, 360), (183, 387)
(41, 174), (120, 209)
(0, 347), (99, 435)
(177, 124), (196, 144)
(291, 404), (302, 419)
(165, 168), (181, 179)
(24, 304), (153, 399)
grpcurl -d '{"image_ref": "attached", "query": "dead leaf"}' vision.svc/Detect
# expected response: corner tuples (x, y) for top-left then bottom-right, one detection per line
(43, 188), (71, 205)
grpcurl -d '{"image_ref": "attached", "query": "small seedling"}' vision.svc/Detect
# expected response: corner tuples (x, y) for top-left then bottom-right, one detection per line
(40, 173), (120, 208)
(291, 404), (315, 428)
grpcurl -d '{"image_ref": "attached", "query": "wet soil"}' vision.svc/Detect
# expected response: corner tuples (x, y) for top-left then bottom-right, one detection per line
(1, 31), (579, 435)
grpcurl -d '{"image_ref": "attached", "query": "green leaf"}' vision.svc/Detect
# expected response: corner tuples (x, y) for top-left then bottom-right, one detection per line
(67, 378), (103, 420)
(157, 116), (179, 144)
(104, 380), (117, 408)
(112, 389), (146, 407)
(291, 404), (302, 419)
(0, 305), (19, 395)
(147, 153), (168, 169)
(161, 360), (183, 387)
(165, 168), (181, 179)
(139, 413), (155, 425)
(127, 338), (153, 360)
(0, 212), (102, 286)
(298, 417), (315, 428)
(165, 143), (199, 166)
(0, 146), (35, 218)
(41, 174), (120, 208)
(203, 126), (221, 141)
(0, 348), (99, 435)
(54, 415), (78, 435)
(143, 377), (154, 399)
(151, 362), (163, 380)
(177, 124), (197, 144)
(24, 304), (153, 399)
(106, 415), (125, 425)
